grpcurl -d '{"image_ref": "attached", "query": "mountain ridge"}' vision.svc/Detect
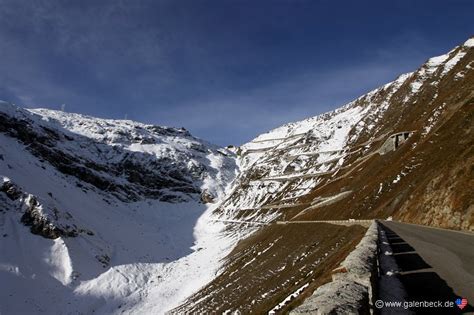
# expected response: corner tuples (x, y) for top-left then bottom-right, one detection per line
(0, 37), (473, 314)
(173, 37), (474, 313)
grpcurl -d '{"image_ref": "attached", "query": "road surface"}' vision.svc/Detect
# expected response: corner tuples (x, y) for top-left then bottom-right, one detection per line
(380, 221), (474, 310)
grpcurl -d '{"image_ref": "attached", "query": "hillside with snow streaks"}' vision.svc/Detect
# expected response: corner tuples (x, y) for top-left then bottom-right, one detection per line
(173, 38), (473, 313)
(219, 37), (473, 224)
(214, 69), (413, 224)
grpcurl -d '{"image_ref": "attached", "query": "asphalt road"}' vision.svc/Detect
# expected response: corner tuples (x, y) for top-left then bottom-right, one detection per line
(381, 221), (474, 305)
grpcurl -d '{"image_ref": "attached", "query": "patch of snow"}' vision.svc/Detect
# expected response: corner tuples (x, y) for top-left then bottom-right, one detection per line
(269, 283), (309, 314)
(441, 50), (467, 76)
(464, 38), (474, 47)
(377, 183), (383, 194)
(454, 72), (465, 80)
(422, 103), (446, 136)
(46, 238), (74, 286)
(426, 54), (450, 68)
(410, 81), (423, 94)
(392, 175), (401, 184)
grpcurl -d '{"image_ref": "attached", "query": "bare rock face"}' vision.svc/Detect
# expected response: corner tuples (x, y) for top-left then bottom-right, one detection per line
(20, 196), (62, 239)
(0, 179), (22, 200)
(1, 178), (80, 239)
(200, 189), (215, 204)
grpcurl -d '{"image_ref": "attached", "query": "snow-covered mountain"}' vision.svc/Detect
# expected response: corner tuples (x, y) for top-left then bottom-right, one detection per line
(208, 37), (473, 228)
(1, 37), (473, 314)
(0, 104), (239, 314)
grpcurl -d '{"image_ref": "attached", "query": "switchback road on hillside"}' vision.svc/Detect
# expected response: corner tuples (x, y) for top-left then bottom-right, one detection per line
(380, 221), (474, 313)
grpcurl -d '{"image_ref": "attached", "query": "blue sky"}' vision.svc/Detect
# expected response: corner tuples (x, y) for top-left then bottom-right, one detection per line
(1, 0), (473, 145)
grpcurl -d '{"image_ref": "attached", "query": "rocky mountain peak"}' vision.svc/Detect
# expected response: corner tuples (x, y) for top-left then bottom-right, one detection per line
(0, 102), (237, 203)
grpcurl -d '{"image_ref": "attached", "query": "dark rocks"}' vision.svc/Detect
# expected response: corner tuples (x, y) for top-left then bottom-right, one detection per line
(1, 180), (22, 200)
(200, 190), (215, 204)
(146, 125), (191, 137)
(20, 198), (63, 239)
(189, 143), (207, 153)
(96, 254), (110, 267)
(139, 137), (157, 144)
(159, 194), (186, 203)
(40, 126), (60, 141)
(1, 179), (80, 240)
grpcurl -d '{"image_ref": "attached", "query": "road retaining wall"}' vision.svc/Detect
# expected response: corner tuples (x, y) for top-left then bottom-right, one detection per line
(290, 221), (378, 314)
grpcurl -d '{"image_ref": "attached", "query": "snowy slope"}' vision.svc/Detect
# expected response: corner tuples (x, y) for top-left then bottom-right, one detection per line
(0, 102), (239, 314)
(213, 37), (474, 226)
(215, 78), (403, 224)
(2, 104), (236, 202)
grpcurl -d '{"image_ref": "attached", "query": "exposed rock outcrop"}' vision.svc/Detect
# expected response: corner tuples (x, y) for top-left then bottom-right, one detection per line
(1, 177), (80, 239)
